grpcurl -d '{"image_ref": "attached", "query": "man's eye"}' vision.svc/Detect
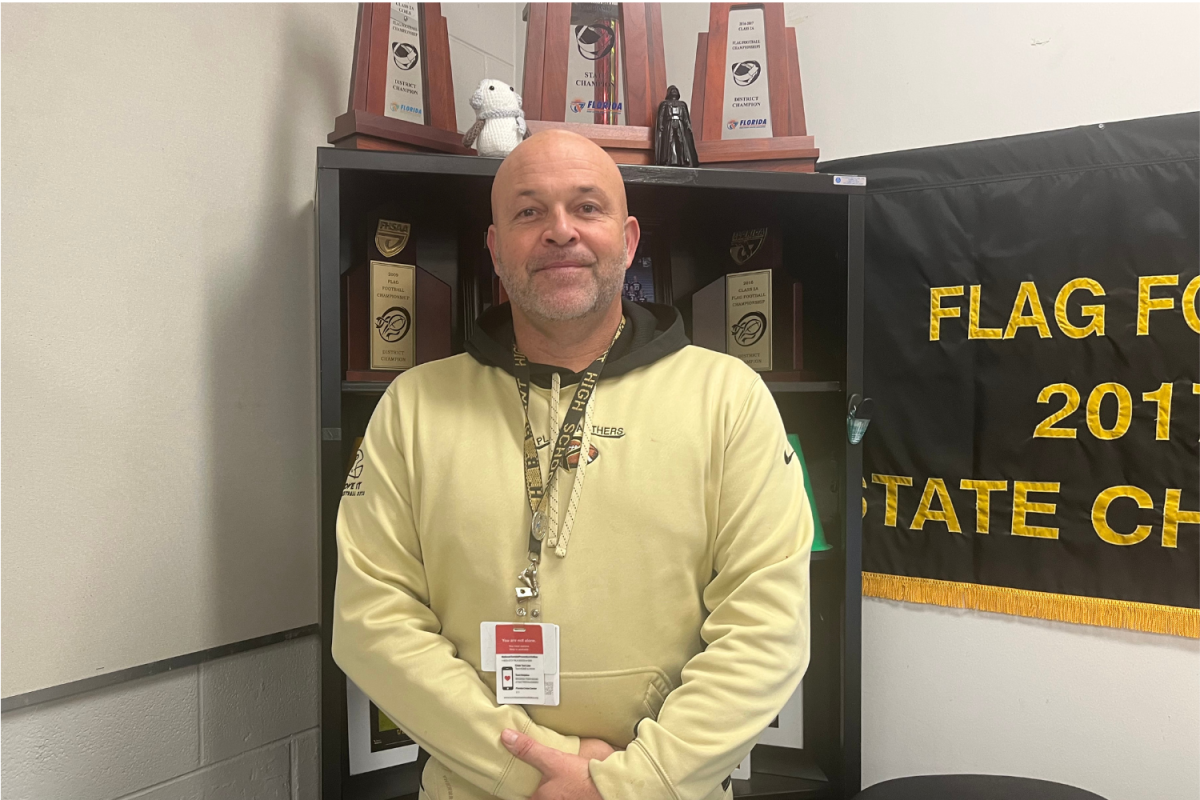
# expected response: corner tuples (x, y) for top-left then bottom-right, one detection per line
(580, 204), (598, 214)
(518, 208), (537, 218)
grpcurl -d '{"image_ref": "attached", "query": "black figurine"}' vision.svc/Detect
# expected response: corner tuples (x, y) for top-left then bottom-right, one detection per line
(654, 85), (699, 167)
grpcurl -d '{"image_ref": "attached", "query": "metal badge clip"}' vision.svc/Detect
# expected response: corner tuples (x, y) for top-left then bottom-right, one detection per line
(516, 556), (540, 600)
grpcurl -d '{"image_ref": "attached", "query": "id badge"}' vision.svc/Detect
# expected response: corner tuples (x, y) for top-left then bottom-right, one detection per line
(480, 622), (560, 706)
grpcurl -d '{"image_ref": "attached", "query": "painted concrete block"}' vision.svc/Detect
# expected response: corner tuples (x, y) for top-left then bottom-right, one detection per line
(199, 636), (319, 764)
(124, 740), (290, 800)
(0, 668), (199, 800)
(292, 728), (320, 800)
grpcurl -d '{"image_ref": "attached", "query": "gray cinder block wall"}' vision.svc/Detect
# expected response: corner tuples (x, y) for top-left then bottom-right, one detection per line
(1, 636), (321, 800)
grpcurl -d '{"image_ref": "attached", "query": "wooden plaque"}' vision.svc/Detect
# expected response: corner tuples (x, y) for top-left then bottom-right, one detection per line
(690, 3), (819, 172)
(692, 222), (803, 373)
(521, 3), (668, 164)
(344, 212), (452, 382)
(329, 3), (468, 155)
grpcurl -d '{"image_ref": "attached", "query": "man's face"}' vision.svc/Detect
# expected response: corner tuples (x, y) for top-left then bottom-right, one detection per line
(488, 132), (639, 322)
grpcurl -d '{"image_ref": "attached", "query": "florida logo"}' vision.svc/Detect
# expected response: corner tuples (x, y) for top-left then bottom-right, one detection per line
(375, 306), (411, 343)
(730, 227), (767, 265)
(565, 438), (599, 469)
(375, 219), (410, 257)
(727, 119), (739, 131)
(571, 99), (587, 113)
(731, 311), (767, 346)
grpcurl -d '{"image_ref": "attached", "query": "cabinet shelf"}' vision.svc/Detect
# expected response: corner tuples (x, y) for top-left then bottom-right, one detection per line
(765, 380), (841, 394)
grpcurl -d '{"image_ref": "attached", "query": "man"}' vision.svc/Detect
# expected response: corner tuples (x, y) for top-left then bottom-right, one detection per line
(333, 130), (812, 800)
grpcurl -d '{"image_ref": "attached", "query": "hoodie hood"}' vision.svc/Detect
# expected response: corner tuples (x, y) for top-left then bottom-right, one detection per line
(465, 300), (688, 387)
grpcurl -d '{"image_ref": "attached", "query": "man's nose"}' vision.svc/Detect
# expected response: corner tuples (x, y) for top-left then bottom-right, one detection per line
(542, 207), (579, 247)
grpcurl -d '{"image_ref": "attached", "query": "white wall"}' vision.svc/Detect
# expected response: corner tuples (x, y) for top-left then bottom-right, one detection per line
(660, 4), (1200, 160)
(0, 0), (526, 703)
(1, 3), (360, 698)
(784, 3), (1200, 161)
(658, 4), (1200, 799)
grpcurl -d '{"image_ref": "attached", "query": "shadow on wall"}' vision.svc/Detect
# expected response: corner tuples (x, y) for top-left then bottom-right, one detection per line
(203, 9), (349, 645)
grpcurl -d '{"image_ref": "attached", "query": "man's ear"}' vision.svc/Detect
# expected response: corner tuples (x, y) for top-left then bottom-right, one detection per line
(486, 225), (500, 274)
(623, 216), (642, 270)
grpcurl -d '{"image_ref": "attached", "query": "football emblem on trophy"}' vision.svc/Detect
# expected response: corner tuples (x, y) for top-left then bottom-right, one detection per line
(392, 41), (419, 71)
(575, 23), (615, 61)
(375, 306), (412, 343)
(731, 311), (767, 346)
(731, 60), (762, 86)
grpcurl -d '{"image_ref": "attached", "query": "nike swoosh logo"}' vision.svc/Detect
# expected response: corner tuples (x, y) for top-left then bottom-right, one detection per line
(784, 450), (795, 465)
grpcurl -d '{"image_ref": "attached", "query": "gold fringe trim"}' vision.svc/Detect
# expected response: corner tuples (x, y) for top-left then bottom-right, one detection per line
(862, 572), (1199, 639)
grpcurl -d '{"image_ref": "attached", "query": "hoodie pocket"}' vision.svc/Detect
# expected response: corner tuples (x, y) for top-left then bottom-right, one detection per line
(525, 666), (674, 748)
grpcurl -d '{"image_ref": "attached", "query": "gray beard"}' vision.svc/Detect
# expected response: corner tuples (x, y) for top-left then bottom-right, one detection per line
(497, 248), (627, 323)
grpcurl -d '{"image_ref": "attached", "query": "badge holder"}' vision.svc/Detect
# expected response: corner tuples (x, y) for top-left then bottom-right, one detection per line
(481, 622), (560, 706)
(847, 394), (874, 445)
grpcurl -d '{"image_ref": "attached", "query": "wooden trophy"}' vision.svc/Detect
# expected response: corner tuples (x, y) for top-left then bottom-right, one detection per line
(329, 3), (468, 155)
(343, 209), (452, 383)
(690, 3), (818, 172)
(521, 3), (668, 164)
(691, 220), (804, 376)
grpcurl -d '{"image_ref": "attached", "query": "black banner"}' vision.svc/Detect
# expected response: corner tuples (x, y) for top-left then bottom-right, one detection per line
(823, 114), (1199, 635)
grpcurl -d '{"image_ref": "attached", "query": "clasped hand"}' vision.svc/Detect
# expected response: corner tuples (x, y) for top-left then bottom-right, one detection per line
(501, 728), (618, 800)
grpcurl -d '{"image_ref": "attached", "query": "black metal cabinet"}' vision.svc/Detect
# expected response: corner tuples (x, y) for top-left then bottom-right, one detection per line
(316, 147), (864, 800)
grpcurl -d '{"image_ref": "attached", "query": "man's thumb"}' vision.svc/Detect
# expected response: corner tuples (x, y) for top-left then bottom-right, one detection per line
(501, 728), (560, 774)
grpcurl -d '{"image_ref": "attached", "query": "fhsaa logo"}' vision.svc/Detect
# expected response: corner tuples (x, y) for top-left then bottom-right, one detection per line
(392, 41), (419, 71)
(571, 99), (586, 113)
(731, 60), (762, 86)
(575, 23), (615, 61)
(730, 228), (767, 265)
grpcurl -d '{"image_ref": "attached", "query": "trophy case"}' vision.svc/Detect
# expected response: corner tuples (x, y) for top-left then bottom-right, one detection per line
(317, 148), (864, 799)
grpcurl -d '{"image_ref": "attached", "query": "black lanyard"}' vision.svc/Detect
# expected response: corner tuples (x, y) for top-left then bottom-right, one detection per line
(512, 317), (625, 558)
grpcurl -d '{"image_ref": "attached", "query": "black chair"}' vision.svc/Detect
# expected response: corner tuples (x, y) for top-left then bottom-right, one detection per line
(853, 775), (1108, 800)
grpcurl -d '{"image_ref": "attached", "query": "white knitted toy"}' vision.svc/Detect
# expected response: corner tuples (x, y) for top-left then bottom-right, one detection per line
(462, 79), (529, 158)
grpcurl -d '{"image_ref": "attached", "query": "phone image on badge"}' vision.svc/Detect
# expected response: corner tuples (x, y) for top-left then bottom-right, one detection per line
(501, 666), (514, 690)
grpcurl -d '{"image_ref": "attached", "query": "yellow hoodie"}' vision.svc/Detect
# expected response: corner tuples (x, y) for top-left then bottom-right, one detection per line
(333, 302), (812, 800)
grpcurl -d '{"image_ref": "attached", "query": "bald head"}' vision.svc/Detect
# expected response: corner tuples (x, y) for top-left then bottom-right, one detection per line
(492, 129), (628, 221)
(486, 129), (640, 324)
